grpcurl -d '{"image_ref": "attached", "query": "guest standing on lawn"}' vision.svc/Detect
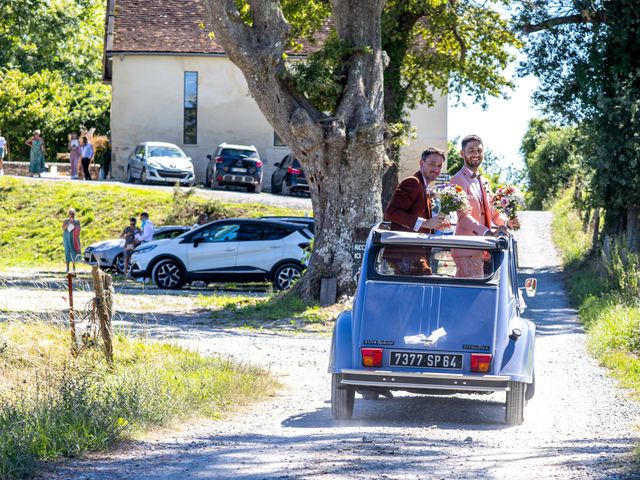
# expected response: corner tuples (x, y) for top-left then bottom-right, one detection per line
(80, 137), (94, 180)
(0, 129), (8, 176)
(25, 130), (46, 177)
(62, 208), (82, 273)
(68, 132), (81, 179)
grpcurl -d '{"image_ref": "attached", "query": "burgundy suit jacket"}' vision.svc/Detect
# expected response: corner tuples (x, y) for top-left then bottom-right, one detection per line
(385, 171), (433, 233)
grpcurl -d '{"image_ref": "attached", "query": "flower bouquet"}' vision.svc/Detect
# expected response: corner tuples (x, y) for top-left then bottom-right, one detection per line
(493, 185), (526, 220)
(435, 183), (469, 214)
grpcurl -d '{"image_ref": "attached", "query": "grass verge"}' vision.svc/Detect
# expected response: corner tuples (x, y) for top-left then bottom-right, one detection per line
(196, 292), (343, 332)
(551, 190), (640, 398)
(0, 318), (278, 479)
(0, 177), (308, 269)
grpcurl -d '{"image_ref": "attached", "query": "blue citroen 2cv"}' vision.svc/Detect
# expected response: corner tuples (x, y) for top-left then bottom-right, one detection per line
(329, 224), (537, 425)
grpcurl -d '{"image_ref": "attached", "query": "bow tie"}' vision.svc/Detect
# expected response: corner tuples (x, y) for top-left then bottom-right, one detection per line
(470, 172), (481, 179)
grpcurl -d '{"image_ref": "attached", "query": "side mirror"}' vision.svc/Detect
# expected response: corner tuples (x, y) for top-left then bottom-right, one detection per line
(274, 162), (280, 167)
(192, 234), (204, 247)
(354, 271), (361, 284)
(136, 153), (143, 159)
(206, 154), (212, 160)
(524, 277), (537, 297)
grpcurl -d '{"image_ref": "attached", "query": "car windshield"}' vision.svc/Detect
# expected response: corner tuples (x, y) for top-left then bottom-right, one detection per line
(148, 146), (184, 158)
(374, 245), (496, 280)
(220, 148), (258, 159)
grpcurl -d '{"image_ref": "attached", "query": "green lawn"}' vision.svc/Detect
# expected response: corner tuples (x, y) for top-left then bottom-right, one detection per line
(0, 177), (307, 269)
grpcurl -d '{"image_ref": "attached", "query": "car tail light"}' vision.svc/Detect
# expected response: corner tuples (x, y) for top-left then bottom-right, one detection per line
(361, 348), (383, 368)
(215, 156), (223, 164)
(217, 174), (223, 182)
(287, 166), (302, 175)
(255, 160), (263, 167)
(470, 353), (492, 373)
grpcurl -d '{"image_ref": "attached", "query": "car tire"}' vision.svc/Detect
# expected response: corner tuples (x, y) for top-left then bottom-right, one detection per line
(281, 180), (291, 196)
(127, 166), (135, 183)
(505, 380), (525, 425)
(140, 167), (148, 184)
(114, 254), (126, 274)
(273, 263), (302, 290)
(152, 259), (186, 289)
(525, 370), (535, 402)
(360, 390), (380, 401)
(204, 168), (212, 188)
(331, 373), (354, 420)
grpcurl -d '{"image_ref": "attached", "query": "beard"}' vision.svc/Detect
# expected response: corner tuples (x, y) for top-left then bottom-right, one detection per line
(463, 156), (482, 170)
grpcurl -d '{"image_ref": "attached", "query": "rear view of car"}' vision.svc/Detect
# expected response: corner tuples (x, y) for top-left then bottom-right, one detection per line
(270, 154), (309, 195)
(206, 143), (263, 193)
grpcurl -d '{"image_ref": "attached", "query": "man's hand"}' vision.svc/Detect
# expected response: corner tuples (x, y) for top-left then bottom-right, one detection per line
(423, 214), (446, 230)
(506, 217), (520, 229)
(485, 225), (509, 237)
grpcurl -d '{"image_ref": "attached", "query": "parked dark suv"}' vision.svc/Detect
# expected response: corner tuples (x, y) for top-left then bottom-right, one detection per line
(205, 143), (263, 193)
(270, 154), (309, 195)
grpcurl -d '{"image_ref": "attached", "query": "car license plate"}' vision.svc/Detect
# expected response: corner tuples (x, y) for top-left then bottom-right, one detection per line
(390, 351), (462, 369)
(231, 167), (247, 173)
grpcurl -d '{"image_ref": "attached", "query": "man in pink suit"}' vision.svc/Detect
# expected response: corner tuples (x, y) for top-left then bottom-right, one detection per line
(451, 135), (520, 278)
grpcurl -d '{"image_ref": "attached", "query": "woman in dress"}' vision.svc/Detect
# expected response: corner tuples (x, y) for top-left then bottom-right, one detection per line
(25, 130), (46, 177)
(62, 208), (82, 273)
(68, 133), (81, 179)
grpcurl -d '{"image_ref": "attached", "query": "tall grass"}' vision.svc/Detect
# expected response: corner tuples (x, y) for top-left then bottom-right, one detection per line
(551, 190), (640, 397)
(0, 319), (278, 479)
(0, 177), (307, 269)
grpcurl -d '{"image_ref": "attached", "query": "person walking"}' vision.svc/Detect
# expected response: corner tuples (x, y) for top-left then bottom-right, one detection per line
(0, 129), (8, 176)
(80, 137), (94, 180)
(68, 133), (81, 179)
(62, 208), (82, 273)
(25, 130), (46, 177)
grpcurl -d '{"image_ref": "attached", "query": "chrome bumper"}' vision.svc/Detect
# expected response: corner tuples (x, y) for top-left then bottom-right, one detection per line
(339, 369), (510, 392)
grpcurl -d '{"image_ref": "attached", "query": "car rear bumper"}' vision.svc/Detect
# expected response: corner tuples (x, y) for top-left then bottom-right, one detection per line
(220, 173), (260, 185)
(338, 369), (510, 392)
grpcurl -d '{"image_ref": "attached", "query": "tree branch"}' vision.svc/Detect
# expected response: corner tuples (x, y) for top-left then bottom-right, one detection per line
(521, 10), (607, 33)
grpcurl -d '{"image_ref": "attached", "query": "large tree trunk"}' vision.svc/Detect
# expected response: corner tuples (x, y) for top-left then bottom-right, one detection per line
(204, 0), (387, 299)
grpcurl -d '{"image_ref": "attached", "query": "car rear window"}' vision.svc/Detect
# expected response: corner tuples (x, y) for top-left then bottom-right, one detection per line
(220, 148), (258, 158)
(292, 159), (302, 169)
(148, 146), (184, 158)
(374, 245), (496, 280)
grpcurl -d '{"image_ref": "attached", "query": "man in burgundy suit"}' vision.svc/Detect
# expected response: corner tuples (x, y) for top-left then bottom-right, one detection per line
(384, 147), (447, 275)
(451, 135), (520, 278)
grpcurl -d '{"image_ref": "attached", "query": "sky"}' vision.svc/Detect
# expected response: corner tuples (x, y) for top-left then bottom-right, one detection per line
(448, 73), (541, 174)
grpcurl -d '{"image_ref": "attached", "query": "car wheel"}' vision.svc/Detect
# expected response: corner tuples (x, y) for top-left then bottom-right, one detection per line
(204, 168), (212, 188)
(331, 373), (354, 420)
(525, 370), (535, 402)
(281, 180), (291, 196)
(505, 380), (526, 425)
(140, 167), (148, 184)
(127, 166), (135, 183)
(360, 391), (380, 401)
(273, 263), (302, 290)
(114, 254), (126, 274)
(152, 259), (186, 289)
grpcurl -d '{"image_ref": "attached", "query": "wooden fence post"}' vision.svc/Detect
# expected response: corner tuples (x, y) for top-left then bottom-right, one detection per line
(92, 266), (114, 364)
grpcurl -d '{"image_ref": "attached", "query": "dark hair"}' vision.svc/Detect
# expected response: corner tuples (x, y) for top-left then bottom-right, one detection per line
(420, 147), (445, 162)
(461, 135), (483, 150)
(140, 212), (149, 219)
(129, 217), (136, 223)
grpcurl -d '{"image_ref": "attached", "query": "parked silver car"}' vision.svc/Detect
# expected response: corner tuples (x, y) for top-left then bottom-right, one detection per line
(84, 226), (190, 273)
(127, 142), (195, 186)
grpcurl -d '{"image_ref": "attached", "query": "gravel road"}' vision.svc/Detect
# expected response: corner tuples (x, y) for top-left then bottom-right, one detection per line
(19, 211), (640, 479)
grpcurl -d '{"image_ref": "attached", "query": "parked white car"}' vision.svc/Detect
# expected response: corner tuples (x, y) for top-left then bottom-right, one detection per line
(127, 141), (195, 186)
(129, 218), (312, 290)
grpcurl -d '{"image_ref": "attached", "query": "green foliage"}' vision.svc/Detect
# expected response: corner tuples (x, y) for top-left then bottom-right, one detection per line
(0, 69), (110, 159)
(0, 320), (277, 479)
(521, 118), (585, 209)
(0, 177), (308, 269)
(551, 189), (640, 403)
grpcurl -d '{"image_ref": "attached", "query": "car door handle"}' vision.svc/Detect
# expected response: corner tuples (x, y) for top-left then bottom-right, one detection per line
(224, 248), (235, 252)
(269, 246), (280, 249)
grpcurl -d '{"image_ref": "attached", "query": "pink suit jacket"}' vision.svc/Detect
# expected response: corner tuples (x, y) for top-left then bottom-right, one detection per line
(451, 168), (507, 239)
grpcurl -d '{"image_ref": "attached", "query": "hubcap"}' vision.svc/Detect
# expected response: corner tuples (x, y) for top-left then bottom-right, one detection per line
(277, 266), (301, 290)
(157, 263), (181, 288)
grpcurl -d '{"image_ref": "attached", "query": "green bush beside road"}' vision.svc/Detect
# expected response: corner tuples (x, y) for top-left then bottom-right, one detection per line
(551, 191), (640, 397)
(0, 177), (306, 269)
(0, 319), (278, 479)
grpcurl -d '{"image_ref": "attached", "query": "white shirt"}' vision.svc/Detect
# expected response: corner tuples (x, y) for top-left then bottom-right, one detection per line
(81, 143), (94, 158)
(0, 136), (6, 149)
(135, 220), (155, 243)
